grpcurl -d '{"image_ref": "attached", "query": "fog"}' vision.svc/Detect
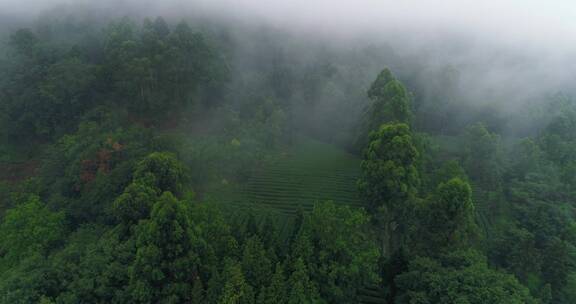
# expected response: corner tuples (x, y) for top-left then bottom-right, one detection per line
(1, 0), (576, 134)
(3, 0), (575, 45)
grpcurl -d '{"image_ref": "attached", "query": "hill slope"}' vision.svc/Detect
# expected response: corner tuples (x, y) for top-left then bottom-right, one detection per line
(212, 136), (364, 215)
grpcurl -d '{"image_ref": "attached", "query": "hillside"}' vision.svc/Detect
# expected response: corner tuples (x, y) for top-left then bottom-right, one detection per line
(208, 136), (363, 215)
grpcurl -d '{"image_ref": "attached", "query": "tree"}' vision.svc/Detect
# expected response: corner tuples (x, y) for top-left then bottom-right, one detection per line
(463, 123), (502, 191)
(425, 178), (477, 250)
(39, 57), (97, 119)
(166, 21), (227, 108)
(241, 236), (272, 288)
(538, 105), (576, 190)
(541, 238), (572, 295)
(189, 204), (240, 265)
(489, 226), (540, 284)
(356, 68), (413, 149)
(206, 267), (223, 303)
(129, 192), (198, 303)
(260, 216), (280, 252)
(191, 276), (205, 303)
(290, 220), (314, 267)
(433, 159), (468, 185)
(153, 17), (171, 39)
(358, 123), (420, 257)
(134, 152), (187, 196)
(287, 258), (321, 304)
(257, 263), (287, 304)
(220, 258), (252, 304)
(113, 181), (158, 227)
(359, 123), (420, 209)
(48, 226), (135, 303)
(367, 70), (412, 124)
(395, 250), (537, 304)
(0, 196), (65, 266)
(9, 28), (38, 57)
(305, 202), (380, 302)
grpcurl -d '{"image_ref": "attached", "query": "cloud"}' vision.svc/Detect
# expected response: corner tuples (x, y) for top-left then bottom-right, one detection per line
(1, 0), (575, 110)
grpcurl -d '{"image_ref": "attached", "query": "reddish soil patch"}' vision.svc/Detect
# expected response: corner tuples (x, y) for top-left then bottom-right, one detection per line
(0, 161), (41, 183)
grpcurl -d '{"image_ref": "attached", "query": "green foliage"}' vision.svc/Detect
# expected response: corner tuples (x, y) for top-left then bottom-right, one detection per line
(296, 202), (380, 302)
(241, 236), (273, 288)
(356, 68), (413, 149)
(433, 159), (468, 185)
(0, 254), (55, 303)
(220, 258), (253, 304)
(0, 196), (65, 267)
(130, 192), (198, 303)
(359, 123), (420, 210)
(0, 17), (228, 141)
(368, 69), (412, 125)
(537, 102), (576, 192)
(287, 258), (321, 304)
(9, 28), (38, 56)
(463, 123), (502, 190)
(2, 30), (97, 139)
(191, 276), (205, 303)
(358, 122), (420, 263)
(257, 263), (287, 304)
(103, 18), (228, 116)
(134, 152), (187, 196)
(500, 135), (576, 301)
(395, 250), (537, 304)
(490, 225), (541, 283)
(113, 180), (158, 227)
(48, 226), (134, 303)
(39, 119), (166, 224)
(188, 203), (240, 265)
(2, 11), (576, 304)
(424, 178), (478, 249)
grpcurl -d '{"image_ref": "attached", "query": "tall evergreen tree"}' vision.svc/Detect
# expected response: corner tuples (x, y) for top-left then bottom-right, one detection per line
(129, 192), (198, 303)
(358, 123), (420, 257)
(356, 68), (413, 150)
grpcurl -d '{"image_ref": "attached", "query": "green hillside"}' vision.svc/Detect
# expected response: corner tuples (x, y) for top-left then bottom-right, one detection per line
(210, 136), (363, 215)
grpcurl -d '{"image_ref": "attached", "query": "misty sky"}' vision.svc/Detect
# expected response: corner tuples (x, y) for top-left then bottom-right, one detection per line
(2, 0), (575, 39)
(2, 0), (575, 51)
(1, 0), (575, 105)
(2, 0), (576, 58)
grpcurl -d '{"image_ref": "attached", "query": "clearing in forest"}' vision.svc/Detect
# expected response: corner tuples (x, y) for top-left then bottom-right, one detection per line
(214, 136), (364, 215)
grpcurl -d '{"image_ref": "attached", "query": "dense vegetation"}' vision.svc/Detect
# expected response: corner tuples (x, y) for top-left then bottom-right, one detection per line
(0, 11), (574, 304)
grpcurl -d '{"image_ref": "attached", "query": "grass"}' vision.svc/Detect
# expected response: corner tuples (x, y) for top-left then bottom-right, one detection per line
(206, 136), (364, 215)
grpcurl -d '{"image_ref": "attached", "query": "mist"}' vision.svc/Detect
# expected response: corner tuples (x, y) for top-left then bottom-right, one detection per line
(2, 0), (575, 134)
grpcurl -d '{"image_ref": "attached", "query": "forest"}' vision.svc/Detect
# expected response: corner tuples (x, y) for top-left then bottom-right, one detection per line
(0, 2), (575, 304)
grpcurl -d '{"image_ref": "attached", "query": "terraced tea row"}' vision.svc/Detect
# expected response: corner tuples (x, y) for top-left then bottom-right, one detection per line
(214, 136), (365, 215)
